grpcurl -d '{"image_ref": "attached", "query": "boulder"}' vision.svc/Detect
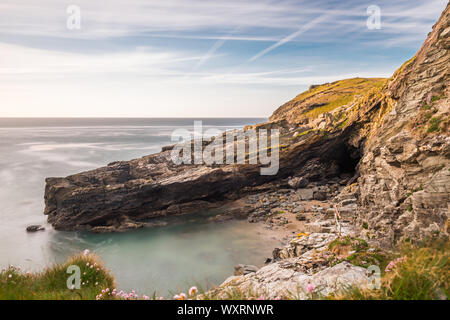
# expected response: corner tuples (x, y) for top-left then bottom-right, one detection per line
(297, 188), (314, 201)
(216, 260), (371, 299)
(288, 177), (309, 189)
(234, 264), (259, 276)
(26, 225), (45, 232)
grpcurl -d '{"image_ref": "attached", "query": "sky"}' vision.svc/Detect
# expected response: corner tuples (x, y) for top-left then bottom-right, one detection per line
(0, 0), (447, 118)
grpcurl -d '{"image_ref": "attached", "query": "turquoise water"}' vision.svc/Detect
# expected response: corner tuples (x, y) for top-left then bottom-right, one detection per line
(0, 118), (279, 296)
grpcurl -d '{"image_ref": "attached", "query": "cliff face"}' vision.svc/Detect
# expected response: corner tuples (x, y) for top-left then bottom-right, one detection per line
(357, 5), (450, 245)
(44, 4), (449, 243)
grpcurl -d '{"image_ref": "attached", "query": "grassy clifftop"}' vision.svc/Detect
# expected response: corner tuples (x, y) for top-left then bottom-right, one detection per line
(270, 78), (386, 123)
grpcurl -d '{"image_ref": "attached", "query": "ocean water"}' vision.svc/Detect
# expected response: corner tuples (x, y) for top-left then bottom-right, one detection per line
(0, 117), (282, 296)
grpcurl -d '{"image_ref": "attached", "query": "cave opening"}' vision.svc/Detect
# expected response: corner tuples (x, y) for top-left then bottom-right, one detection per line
(337, 144), (361, 174)
(326, 140), (362, 178)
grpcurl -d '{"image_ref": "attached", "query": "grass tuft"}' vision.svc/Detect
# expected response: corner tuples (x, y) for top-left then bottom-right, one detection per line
(330, 240), (449, 300)
(0, 253), (115, 300)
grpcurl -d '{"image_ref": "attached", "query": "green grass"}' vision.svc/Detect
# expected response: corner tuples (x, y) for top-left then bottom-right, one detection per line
(326, 236), (388, 268)
(0, 253), (115, 300)
(427, 117), (441, 133)
(274, 78), (386, 122)
(300, 78), (386, 119)
(330, 240), (450, 300)
(295, 129), (315, 138)
(304, 94), (354, 118)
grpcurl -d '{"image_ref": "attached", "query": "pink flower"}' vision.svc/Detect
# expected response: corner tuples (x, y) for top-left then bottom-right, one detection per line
(173, 294), (180, 300)
(83, 249), (90, 256)
(188, 286), (198, 296)
(307, 284), (314, 293)
(426, 93), (432, 105)
(385, 256), (407, 272)
(142, 295), (149, 300)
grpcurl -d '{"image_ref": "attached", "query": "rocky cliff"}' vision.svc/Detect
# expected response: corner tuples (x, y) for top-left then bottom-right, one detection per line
(44, 4), (449, 245)
(357, 5), (450, 246)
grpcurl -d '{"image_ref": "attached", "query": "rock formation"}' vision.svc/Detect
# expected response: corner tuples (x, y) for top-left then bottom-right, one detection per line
(44, 4), (449, 248)
(357, 6), (450, 245)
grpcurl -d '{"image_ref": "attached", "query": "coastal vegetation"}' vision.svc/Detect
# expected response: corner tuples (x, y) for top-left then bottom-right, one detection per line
(330, 240), (449, 300)
(2, 239), (448, 300)
(270, 77), (386, 122)
(0, 252), (115, 300)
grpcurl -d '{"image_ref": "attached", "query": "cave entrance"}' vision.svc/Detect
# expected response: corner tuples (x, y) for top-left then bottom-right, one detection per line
(336, 144), (361, 174)
(326, 140), (362, 178)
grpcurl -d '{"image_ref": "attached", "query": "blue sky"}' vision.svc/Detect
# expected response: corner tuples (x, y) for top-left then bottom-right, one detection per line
(0, 0), (447, 117)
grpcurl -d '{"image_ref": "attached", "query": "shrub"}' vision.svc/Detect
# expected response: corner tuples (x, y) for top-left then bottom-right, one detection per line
(331, 240), (450, 300)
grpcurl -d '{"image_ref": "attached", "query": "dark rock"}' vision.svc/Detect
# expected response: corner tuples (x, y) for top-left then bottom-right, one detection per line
(288, 177), (309, 189)
(272, 247), (282, 261)
(161, 145), (175, 152)
(234, 264), (258, 276)
(26, 225), (45, 232)
(313, 191), (328, 201)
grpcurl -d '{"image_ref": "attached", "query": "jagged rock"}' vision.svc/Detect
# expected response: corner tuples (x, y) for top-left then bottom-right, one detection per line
(357, 5), (450, 245)
(288, 177), (309, 189)
(297, 188), (314, 200)
(26, 225), (45, 232)
(340, 198), (357, 206)
(215, 261), (371, 299)
(234, 264), (259, 276)
(272, 248), (282, 261)
(278, 233), (337, 259)
(313, 190), (328, 201)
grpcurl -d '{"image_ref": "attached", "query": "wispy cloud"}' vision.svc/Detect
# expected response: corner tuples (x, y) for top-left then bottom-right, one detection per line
(0, 0), (446, 117)
(247, 12), (335, 62)
(0, 0), (445, 44)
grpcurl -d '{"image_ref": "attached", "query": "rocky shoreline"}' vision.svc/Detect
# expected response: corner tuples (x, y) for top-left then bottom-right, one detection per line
(42, 4), (449, 299)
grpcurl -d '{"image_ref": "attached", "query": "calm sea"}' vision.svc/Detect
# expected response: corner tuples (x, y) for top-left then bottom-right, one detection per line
(0, 117), (283, 296)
